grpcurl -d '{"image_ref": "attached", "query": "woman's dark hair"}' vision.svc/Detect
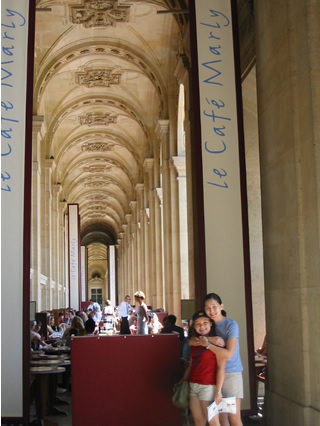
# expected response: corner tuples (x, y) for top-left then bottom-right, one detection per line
(204, 293), (227, 317)
(68, 327), (78, 337)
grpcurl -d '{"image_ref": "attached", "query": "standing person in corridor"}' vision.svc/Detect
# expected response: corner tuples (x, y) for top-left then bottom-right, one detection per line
(117, 295), (131, 335)
(134, 291), (149, 335)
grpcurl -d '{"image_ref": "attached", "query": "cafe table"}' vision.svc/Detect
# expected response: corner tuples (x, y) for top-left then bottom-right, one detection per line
(30, 366), (66, 424)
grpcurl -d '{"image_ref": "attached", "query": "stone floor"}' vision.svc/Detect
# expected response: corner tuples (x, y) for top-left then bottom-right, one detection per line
(30, 378), (265, 425)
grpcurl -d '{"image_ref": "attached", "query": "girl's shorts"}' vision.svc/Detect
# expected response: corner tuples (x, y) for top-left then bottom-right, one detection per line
(222, 372), (243, 398)
(190, 383), (216, 401)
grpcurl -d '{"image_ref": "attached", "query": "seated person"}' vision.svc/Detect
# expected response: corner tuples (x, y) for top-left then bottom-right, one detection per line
(129, 309), (137, 334)
(148, 312), (163, 334)
(160, 315), (185, 342)
(87, 310), (97, 323)
(47, 315), (60, 337)
(85, 317), (96, 335)
(76, 310), (88, 325)
(63, 315), (86, 344)
(64, 310), (73, 326)
(30, 320), (49, 350)
(58, 312), (67, 332)
(64, 327), (78, 347)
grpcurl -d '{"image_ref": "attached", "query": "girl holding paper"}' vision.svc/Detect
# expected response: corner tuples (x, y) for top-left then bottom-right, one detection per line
(179, 310), (225, 426)
(190, 293), (243, 426)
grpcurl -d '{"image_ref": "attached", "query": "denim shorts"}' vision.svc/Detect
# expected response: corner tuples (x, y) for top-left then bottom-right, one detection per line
(190, 383), (216, 401)
(222, 372), (243, 398)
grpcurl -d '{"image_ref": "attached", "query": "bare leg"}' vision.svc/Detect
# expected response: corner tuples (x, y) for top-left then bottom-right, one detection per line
(207, 406), (220, 426)
(190, 396), (207, 426)
(228, 398), (243, 426)
(219, 398), (242, 426)
(219, 412), (230, 426)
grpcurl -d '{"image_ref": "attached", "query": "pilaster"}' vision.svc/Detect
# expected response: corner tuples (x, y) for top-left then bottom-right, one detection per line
(255, 1), (320, 424)
(156, 120), (173, 315)
(144, 159), (155, 307)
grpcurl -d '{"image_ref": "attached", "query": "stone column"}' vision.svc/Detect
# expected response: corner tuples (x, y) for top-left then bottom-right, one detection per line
(174, 49), (195, 299)
(118, 234), (124, 301)
(155, 188), (164, 310)
(41, 157), (55, 309)
(59, 200), (67, 307)
(255, 1), (320, 424)
(136, 184), (145, 293)
(123, 220), (130, 296)
(144, 159), (156, 307)
(130, 201), (138, 291)
(172, 156), (190, 314)
(51, 184), (61, 308)
(126, 214), (134, 297)
(169, 159), (182, 324)
(153, 135), (164, 310)
(143, 207), (151, 303)
(156, 120), (173, 315)
(31, 116), (43, 304)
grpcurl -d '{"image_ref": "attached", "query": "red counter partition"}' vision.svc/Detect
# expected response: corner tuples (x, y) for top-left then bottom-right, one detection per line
(71, 334), (183, 426)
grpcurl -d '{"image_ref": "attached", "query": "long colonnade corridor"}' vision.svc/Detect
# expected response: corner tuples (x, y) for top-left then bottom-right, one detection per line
(5, 0), (320, 424)
(29, 0), (265, 424)
(32, 0), (197, 323)
(31, 0), (261, 331)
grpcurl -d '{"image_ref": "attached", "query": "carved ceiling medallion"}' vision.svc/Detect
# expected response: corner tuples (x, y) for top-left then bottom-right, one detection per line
(70, 0), (130, 28)
(76, 68), (122, 88)
(81, 142), (115, 152)
(83, 165), (111, 173)
(78, 112), (117, 126)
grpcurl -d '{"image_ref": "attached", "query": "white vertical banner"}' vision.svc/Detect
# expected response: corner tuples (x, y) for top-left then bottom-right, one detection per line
(81, 246), (87, 301)
(1, 1), (31, 418)
(194, 0), (251, 410)
(65, 212), (69, 305)
(109, 245), (116, 307)
(68, 204), (80, 310)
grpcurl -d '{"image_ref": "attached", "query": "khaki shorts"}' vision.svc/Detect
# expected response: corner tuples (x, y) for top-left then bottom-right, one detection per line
(190, 383), (216, 401)
(222, 372), (243, 398)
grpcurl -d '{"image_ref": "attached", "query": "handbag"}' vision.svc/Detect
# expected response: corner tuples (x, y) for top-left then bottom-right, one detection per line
(172, 380), (190, 409)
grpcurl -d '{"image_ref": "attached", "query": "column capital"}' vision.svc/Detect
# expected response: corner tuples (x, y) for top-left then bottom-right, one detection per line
(143, 158), (154, 172)
(32, 115), (44, 134)
(171, 156), (186, 178)
(136, 183), (144, 193)
(45, 158), (55, 170)
(129, 201), (137, 214)
(155, 120), (169, 139)
(59, 201), (68, 212)
(52, 183), (62, 195)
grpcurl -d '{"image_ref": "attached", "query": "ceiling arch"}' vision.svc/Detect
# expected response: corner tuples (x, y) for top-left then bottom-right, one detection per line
(34, 0), (183, 273)
(34, 37), (169, 117)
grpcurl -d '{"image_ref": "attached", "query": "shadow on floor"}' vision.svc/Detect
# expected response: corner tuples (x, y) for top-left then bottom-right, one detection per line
(30, 386), (265, 425)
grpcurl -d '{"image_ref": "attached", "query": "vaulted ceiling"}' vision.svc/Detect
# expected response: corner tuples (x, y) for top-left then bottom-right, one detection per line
(34, 0), (188, 246)
(34, 0), (254, 279)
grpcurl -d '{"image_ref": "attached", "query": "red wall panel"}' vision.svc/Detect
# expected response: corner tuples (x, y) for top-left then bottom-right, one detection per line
(71, 334), (183, 426)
